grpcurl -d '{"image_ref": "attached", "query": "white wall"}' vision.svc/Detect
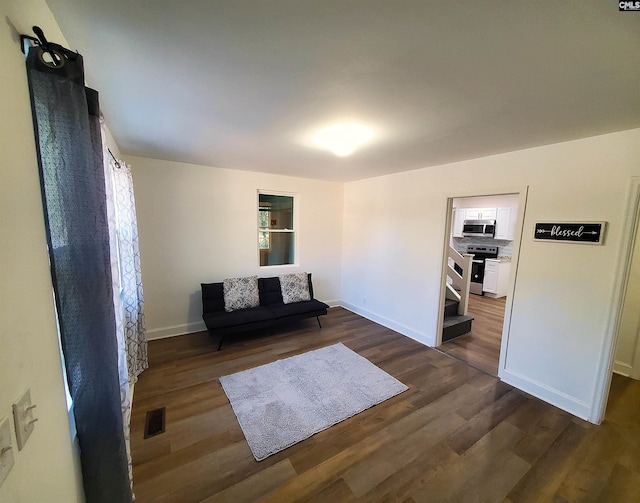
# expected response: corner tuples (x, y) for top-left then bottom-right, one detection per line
(453, 193), (519, 211)
(128, 156), (344, 339)
(1, 1), (84, 501)
(342, 128), (640, 420)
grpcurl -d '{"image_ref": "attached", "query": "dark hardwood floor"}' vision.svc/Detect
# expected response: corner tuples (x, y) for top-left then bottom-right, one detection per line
(439, 295), (506, 376)
(131, 307), (640, 502)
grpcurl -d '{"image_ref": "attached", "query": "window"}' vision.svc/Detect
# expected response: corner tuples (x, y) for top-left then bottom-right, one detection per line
(258, 192), (295, 266)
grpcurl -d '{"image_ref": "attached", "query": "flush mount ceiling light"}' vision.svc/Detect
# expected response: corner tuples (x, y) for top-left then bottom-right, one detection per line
(312, 123), (374, 157)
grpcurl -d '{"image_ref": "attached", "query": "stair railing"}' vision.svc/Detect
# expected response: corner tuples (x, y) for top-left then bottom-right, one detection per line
(446, 247), (473, 315)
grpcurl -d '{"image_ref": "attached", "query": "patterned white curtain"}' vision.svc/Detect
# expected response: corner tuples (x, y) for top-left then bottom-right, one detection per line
(102, 136), (148, 495)
(109, 156), (148, 382)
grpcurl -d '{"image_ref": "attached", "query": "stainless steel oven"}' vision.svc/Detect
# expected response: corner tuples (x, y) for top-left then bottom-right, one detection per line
(466, 244), (498, 295)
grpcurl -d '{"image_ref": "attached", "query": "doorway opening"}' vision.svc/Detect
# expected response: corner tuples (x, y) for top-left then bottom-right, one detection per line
(438, 193), (522, 376)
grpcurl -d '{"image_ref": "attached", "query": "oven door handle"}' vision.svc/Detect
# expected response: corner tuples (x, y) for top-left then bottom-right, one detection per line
(472, 259), (484, 264)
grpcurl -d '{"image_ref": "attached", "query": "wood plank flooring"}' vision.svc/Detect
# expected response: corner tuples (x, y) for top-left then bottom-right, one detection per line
(131, 307), (640, 502)
(439, 295), (506, 376)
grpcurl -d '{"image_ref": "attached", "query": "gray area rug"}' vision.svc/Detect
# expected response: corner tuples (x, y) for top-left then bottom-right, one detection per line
(219, 342), (408, 461)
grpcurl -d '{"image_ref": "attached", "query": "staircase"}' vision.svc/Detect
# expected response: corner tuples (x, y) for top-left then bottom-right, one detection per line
(442, 298), (474, 342)
(443, 247), (474, 342)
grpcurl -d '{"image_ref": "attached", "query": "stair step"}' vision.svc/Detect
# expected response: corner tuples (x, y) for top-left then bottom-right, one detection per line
(444, 299), (459, 318)
(442, 314), (474, 342)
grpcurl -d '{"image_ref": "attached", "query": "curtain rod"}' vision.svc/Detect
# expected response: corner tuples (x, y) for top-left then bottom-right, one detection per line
(108, 148), (122, 169)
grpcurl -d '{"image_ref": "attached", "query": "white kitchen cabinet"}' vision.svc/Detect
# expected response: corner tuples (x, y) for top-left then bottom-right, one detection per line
(483, 259), (511, 298)
(494, 207), (515, 240)
(483, 264), (499, 294)
(465, 207), (497, 220)
(452, 208), (466, 237)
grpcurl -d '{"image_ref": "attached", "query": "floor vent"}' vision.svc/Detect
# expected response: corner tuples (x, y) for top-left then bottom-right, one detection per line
(144, 407), (166, 439)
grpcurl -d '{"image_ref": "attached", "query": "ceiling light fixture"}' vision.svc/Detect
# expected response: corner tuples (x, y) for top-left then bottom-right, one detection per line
(312, 123), (374, 157)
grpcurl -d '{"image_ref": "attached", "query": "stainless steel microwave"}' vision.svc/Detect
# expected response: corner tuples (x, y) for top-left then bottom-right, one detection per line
(462, 219), (496, 237)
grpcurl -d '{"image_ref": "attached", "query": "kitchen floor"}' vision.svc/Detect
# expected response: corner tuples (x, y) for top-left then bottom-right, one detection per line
(439, 294), (506, 376)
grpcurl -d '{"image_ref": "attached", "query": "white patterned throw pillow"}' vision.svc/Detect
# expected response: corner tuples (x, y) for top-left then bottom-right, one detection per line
(223, 276), (260, 312)
(279, 273), (311, 304)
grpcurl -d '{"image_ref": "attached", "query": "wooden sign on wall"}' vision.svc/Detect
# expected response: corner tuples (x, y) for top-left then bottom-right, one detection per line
(534, 222), (606, 244)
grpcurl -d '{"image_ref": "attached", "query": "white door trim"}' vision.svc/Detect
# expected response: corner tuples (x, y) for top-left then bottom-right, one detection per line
(436, 186), (529, 382)
(590, 176), (640, 423)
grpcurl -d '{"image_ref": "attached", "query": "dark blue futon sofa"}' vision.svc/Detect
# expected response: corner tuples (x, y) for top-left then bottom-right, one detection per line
(201, 273), (329, 350)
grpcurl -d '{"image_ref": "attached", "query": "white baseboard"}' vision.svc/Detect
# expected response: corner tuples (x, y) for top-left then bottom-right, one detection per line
(339, 301), (434, 347)
(500, 368), (592, 421)
(337, 303), (592, 421)
(613, 360), (633, 377)
(146, 321), (207, 340)
(145, 303), (596, 422)
(146, 299), (342, 341)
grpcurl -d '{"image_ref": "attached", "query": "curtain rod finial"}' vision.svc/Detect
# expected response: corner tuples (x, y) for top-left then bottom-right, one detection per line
(32, 26), (48, 47)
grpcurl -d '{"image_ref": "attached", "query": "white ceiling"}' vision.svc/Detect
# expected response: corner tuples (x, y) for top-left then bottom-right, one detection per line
(45, 0), (640, 182)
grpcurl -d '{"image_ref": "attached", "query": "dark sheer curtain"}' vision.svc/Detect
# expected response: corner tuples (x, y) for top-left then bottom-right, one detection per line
(26, 46), (132, 503)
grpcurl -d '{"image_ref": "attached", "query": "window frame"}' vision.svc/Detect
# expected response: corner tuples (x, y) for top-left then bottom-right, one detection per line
(257, 190), (298, 268)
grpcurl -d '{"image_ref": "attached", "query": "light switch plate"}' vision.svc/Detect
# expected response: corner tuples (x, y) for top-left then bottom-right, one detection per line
(13, 389), (36, 451)
(0, 416), (15, 487)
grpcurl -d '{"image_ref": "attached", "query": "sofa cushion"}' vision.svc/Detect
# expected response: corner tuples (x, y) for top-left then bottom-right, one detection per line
(279, 272), (311, 304)
(201, 282), (225, 314)
(223, 276), (259, 312)
(204, 306), (273, 329)
(269, 299), (329, 318)
(258, 277), (283, 306)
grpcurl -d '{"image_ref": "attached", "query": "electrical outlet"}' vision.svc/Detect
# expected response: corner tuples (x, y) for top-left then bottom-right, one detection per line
(13, 389), (38, 451)
(0, 416), (15, 487)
